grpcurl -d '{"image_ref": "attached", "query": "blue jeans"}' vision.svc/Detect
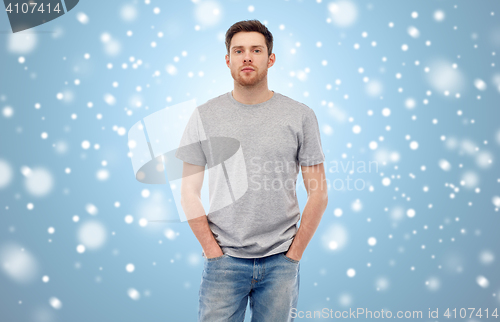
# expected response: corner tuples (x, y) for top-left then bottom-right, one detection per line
(199, 251), (300, 322)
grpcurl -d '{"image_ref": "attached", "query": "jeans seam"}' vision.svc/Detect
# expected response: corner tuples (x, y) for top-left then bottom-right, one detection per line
(206, 254), (228, 262)
(280, 253), (299, 264)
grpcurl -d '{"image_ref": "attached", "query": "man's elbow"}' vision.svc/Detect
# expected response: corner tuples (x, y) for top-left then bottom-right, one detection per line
(180, 195), (187, 209)
(180, 191), (197, 209)
(320, 191), (328, 207)
(309, 190), (328, 205)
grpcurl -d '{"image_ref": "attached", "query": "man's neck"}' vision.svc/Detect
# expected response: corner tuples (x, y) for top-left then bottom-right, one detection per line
(232, 81), (274, 105)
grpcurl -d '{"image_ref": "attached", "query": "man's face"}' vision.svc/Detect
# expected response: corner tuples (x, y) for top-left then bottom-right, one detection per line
(225, 31), (275, 87)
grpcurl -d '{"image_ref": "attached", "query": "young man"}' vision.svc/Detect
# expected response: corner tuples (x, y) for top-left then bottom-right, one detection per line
(175, 20), (328, 322)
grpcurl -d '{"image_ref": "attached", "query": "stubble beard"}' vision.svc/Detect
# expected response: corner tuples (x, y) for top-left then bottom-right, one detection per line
(232, 67), (268, 87)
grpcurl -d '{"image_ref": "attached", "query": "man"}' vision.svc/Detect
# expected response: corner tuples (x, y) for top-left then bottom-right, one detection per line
(175, 19), (328, 322)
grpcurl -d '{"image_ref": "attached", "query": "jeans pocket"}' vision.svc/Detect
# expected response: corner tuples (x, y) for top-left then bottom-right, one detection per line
(280, 253), (300, 264)
(206, 254), (228, 262)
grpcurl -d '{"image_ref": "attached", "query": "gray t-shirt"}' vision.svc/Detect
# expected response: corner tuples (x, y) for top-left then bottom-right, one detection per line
(175, 91), (325, 258)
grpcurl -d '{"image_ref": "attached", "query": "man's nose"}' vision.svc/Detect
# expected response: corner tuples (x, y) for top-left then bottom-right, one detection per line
(244, 52), (252, 62)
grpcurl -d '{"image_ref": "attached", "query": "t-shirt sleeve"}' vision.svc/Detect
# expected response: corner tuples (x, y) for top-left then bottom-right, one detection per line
(174, 108), (207, 167)
(297, 107), (326, 166)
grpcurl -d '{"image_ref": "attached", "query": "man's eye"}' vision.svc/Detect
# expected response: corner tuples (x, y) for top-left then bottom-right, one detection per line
(255, 50), (260, 53)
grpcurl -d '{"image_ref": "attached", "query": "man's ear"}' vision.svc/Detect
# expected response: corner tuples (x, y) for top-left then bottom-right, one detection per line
(268, 53), (276, 68)
(225, 54), (230, 67)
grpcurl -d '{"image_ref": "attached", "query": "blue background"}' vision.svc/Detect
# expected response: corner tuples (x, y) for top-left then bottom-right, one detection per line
(1, 0), (500, 321)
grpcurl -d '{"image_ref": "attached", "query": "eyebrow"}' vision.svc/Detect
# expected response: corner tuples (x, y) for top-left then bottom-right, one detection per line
(231, 45), (265, 50)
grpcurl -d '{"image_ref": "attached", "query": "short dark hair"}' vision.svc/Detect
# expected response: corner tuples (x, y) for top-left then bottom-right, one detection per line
(225, 20), (273, 57)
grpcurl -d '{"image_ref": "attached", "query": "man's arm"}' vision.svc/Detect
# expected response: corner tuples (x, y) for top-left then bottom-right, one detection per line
(286, 162), (328, 261)
(180, 162), (223, 259)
